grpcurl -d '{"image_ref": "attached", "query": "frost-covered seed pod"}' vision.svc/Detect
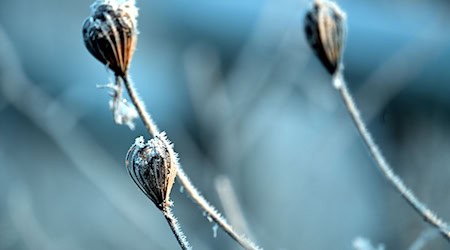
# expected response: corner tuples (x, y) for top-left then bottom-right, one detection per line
(82, 0), (138, 77)
(304, 0), (346, 75)
(125, 133), (177, 210)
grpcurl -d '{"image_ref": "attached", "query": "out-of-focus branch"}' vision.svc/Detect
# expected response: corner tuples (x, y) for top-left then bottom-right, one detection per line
(214, 175), (254, 239)
(352, 237), (384, 250)
(0, 26), (166, 250)
(356, 20), (449, 121)
(8, 185), (54, 250)
(409, 228), (439, 250)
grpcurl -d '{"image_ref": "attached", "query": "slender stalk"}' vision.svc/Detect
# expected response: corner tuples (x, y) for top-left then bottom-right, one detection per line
(332, 70), (450, 240)
(163, 206), (192, 250)
(120, 75), (159, 136)
(121, 75), (261, 250)
(176, 167), (260, 250)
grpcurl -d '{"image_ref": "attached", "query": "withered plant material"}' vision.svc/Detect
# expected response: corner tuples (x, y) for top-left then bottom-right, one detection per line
(83, 0), (138, 77)
(126, 133), (177, 210)
(304, 0), (346, 74)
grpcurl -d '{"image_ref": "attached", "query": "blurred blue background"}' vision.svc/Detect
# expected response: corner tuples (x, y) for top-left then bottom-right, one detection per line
(1, 0), (450, 249)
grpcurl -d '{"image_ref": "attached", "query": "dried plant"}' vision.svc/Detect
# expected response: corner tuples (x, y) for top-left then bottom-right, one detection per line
(126, 134), (190, 249)
(82, 0), (260, 249)
(304, 0), (345, 75)
(126, 134), (177, 211)
(80, 0), (450, 248)
(304, 0), (450, 243)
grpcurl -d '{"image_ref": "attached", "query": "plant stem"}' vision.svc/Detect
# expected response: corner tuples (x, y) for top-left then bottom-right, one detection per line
(163, 206), (192, 250)
(120, 75), (159, 136)
(332, 70), (450, 240)
(121, 75), (261, 250)
(176, 166), (260, 250)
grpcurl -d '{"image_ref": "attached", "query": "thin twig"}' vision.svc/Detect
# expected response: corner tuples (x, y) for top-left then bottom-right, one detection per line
(120, 76), (159, 136)
(332, 70), (450, 241)
(177, 167), (260, 250)
(163, 206), (192, 250)
(121, 75), (262, 250)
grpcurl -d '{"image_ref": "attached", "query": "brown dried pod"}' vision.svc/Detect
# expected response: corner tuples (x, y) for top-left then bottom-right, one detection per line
(82, 0), (138, 77)
(125, 133), (177, 210)
(304, 0), (346, 75)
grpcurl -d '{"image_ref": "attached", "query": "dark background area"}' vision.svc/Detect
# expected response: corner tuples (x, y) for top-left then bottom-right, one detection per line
(1, 0), (450, 249)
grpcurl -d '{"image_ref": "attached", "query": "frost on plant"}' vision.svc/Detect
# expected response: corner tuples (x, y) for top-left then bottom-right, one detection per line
(83, 0), (138, 77)
(90, 0), (139, 30)
(110, 98), (138, 130)
(125, 132), (177, 210)
(212, 223), (219, 238)
(84, 0), (141, 129)
(97, 80), (138, 130)
(82, 0), (262, 248)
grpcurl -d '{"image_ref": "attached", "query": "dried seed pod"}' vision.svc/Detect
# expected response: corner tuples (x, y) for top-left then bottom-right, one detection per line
(82, 0), (138, 77)
(304, 0), (346, 75)
(126, 133), (177, 210)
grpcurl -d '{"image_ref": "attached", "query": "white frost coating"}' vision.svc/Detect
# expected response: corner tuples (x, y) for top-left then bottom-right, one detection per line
(332, 70), (344, 89)
(212, 224), (219, 238)
(159, 131), (180, 177)
(120, 0), (138, 23)
(91, 0), (118, 11)
(163, 207), (192, 250)
(134, 136), (145, 148)
(98, 81), (138, 130)
(110, 98), (139, 130)
(177, 166), (263, 250)
(90, 0), (139, 25)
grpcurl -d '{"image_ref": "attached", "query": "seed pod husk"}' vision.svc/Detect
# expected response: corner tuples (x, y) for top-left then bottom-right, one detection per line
(126, 133), (177, 210)
(82, 0), (138, 77)
(304, 0), (346, 75)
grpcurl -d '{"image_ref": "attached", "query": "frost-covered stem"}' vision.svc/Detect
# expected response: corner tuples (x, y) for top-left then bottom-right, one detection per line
(163, 206), (192, 250)
(332, 70), (450, 241)
(177, 166), (261, 250)
(121, 75), (160, 136)
(121, 75), (261, 250)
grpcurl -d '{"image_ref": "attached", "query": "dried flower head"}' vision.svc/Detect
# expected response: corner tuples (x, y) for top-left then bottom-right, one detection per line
(82, 0), (138, 77)
(125, 133), (177, 210)
(304, 0), (346, 75)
